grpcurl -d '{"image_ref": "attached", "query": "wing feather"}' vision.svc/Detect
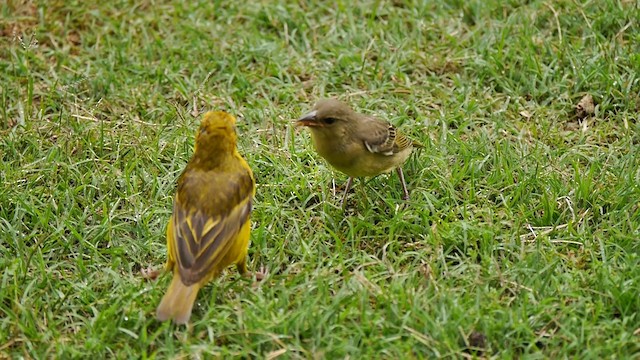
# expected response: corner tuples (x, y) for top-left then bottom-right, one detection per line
(170, 166), (254, 286)
(361, 117), (413, 156)
(172, 195), (252, 285)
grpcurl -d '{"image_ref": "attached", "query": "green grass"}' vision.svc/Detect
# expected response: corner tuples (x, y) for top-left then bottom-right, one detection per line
(1, 0), (639, 358)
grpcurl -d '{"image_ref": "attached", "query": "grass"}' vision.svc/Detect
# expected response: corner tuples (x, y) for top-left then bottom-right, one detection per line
(1, 0), (639, 358)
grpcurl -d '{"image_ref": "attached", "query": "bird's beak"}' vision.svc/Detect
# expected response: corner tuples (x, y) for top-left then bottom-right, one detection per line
(295, 110), (320, 127)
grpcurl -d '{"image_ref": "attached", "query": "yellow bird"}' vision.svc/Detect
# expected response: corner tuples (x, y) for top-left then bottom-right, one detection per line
(156, 111), (255, 325)
(296, 98), (421, 206)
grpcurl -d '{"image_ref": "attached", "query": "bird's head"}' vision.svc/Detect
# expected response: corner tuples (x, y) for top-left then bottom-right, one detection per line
(295, 98), (356, 133)
(195, 111), (238, 153)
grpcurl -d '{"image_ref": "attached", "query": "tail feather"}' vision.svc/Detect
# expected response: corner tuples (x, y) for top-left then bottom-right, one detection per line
(156, 274), (200, 325)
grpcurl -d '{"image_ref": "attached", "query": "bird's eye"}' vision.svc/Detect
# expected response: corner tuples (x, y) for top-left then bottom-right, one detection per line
(323, 117), (336, 125)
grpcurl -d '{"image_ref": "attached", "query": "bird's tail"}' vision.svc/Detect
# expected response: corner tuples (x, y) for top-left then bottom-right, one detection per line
(156, 274), (200, 325)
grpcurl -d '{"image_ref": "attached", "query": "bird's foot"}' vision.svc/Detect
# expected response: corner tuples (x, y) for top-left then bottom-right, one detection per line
(140, 266), (162, 281)
(254, 265), (267, 281)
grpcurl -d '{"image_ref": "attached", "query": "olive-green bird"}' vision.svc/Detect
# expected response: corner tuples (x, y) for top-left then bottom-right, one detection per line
(296, 98), (421, 206)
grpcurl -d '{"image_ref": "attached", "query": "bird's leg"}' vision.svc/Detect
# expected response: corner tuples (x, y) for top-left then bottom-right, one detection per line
(237, 259), (266, 281)
(340, 177), (354, 208)
(237, 260), (249, 277)
(396, 167), (410, 200)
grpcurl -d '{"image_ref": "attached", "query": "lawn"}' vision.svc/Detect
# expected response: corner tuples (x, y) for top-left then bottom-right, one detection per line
(1, 0), (639, 358)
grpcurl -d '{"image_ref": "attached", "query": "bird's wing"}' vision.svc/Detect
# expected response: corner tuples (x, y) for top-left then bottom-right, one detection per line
(361, 118), (413, 155)
(170, 170), (254, 286)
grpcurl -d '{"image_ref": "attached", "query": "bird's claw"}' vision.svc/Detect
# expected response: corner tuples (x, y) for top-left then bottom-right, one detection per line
(254, 265), (267, 281)
(140, 266), (162, 281)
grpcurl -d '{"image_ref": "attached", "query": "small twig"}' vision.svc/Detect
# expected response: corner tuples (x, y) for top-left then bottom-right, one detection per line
(572, 0), (593, 31)
(0, 338), (17, 352)
(544, 2), (563, 43)
(558, 195), (575, 221)
(266, 348), (287, 360)
(353, 271), (382, 296)
(615, 21), (634, 41)
(503, 279), (534, 293)
(402, 326), (435, 347)
(71, 114), (100, 122)
(549, 239), (584, 246)
(525, 223), (537, 239)
(520, 223), (569, 241)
